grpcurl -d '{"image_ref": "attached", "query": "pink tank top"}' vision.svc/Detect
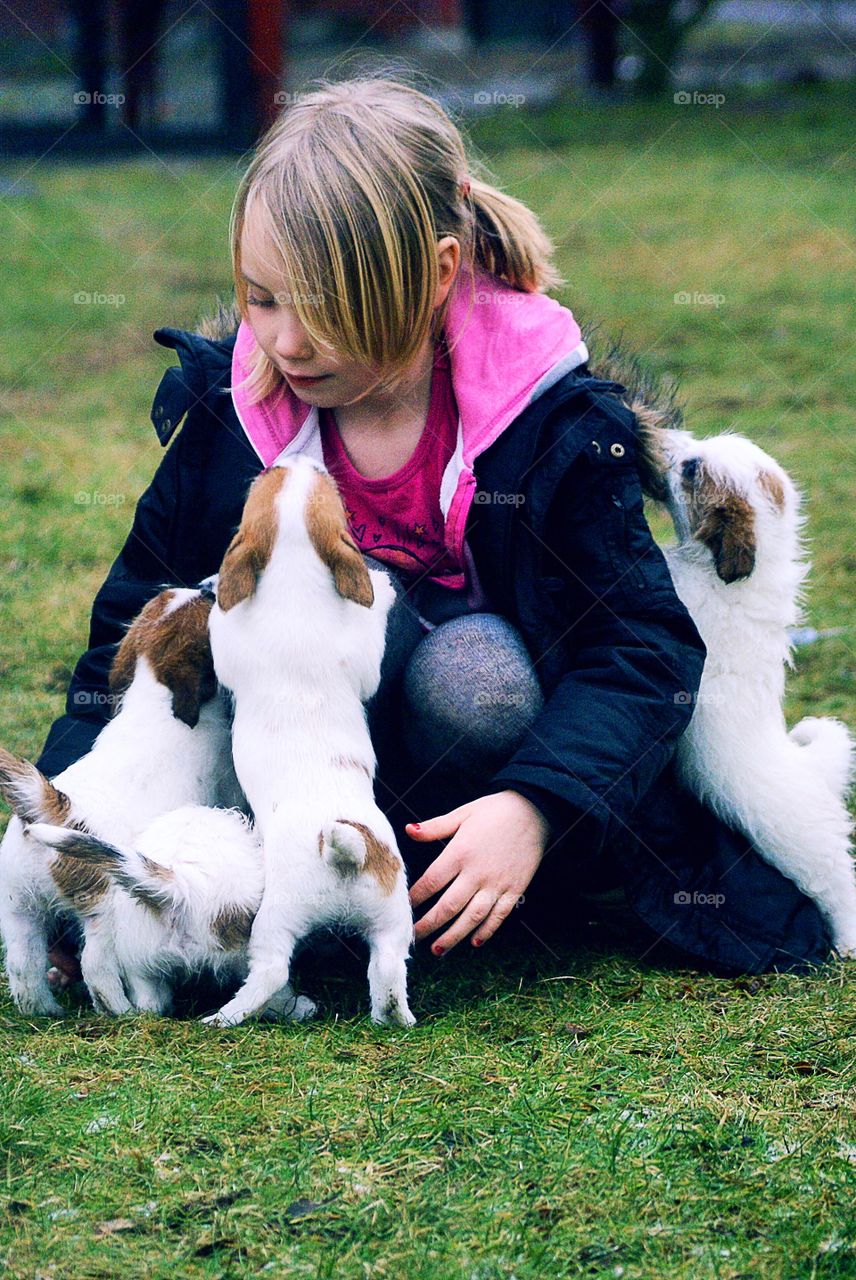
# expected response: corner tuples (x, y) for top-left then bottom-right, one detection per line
(320, 342), (464, 586)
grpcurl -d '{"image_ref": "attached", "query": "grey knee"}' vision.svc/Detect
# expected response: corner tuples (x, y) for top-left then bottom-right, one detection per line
(402, 613), (544, 777)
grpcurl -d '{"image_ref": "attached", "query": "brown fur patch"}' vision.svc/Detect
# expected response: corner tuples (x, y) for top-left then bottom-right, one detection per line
(42, 830), (170, 915)
(758, 468), (786, 512)
(683, 462), (757, 583)
(331, 754), (373, 779)
(335, 818), (399, 895)
(211, 904), (254, 950)
(109, 590), (217, 728)
(306, 473), (374, 608)
(50, 855), (109, 914)
(217, 468), (288, 611)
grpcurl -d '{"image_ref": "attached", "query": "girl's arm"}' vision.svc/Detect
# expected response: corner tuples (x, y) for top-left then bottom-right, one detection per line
(480, 447), (706, 850)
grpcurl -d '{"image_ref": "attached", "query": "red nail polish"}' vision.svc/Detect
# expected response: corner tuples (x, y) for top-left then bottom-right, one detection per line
(433, 944), (444, 956)
(409, 822), (421, 830)
(473, 937), (483, 947)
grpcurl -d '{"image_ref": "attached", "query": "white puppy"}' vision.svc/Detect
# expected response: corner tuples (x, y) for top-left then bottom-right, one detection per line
(0, 587), (245, 1015)
(22, 807), (315, 1021)
(660, 430), (856, 955)
(204, 458), (416, 1028)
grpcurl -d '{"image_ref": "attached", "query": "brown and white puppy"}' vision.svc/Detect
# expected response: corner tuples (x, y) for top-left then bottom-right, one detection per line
(23, 805), (316, 1022)
(659, 431), (856, 956)
(0, 587), (244, 1016)
(203, 457), (416, 1027)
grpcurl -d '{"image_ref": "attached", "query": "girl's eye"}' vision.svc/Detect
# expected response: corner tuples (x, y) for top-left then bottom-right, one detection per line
(247, 294), (275, 309)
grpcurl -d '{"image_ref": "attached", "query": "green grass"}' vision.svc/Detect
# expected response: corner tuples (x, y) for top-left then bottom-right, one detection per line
(1, 84), (855, 1278)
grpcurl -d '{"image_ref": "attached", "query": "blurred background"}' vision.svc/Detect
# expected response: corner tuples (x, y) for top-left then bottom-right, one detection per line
(0, 1), (855, 152)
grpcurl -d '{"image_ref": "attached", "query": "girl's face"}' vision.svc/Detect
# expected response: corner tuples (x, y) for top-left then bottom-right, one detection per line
(239, 236), (379, 408)
(239, 226), (460, 409)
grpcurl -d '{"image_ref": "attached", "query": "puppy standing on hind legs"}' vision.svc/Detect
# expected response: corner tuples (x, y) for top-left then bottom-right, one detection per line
(204, 458), (416, 1028)
(657, 429), (856, 957)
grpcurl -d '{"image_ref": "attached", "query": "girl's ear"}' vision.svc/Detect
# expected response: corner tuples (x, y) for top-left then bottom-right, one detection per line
(217, 469), (287, 611)
(306, 473), (374, 608)
(434, 236), (461, 308)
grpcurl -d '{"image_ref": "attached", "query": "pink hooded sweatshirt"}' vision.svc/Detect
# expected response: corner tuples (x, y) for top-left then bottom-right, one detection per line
(230, 267), (588, 601)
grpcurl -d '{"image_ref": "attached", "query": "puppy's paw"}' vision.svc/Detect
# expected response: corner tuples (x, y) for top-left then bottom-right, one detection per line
(371, 1000), (416, 1028)
(17, 993), (65, 1019)
(201, 1007), (244, 1028)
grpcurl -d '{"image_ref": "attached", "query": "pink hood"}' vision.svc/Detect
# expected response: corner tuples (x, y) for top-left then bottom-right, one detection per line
(230, 267), (587, 591)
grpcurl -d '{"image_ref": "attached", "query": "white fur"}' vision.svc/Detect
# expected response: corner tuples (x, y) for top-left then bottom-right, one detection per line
(0, 588), (246, 1016)
(23, 808), (315, 1021)
(661, 430), (856, 956)
(205, 456), (416, 1027)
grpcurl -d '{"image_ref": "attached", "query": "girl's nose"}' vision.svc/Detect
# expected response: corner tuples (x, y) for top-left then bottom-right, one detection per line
(273, 310), (315, 363)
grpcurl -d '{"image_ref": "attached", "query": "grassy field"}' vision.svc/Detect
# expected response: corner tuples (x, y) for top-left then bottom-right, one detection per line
(1, 83), (854, 1279)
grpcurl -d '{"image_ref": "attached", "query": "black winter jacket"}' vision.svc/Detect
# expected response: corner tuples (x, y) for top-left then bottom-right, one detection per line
(36, 326), (833, 975)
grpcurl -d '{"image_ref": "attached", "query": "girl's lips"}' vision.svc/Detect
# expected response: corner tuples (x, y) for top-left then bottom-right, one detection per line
(285, 372), (331, 386)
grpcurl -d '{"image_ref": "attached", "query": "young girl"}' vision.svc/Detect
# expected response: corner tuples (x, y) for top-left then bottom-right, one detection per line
(39, 75), (831, 978)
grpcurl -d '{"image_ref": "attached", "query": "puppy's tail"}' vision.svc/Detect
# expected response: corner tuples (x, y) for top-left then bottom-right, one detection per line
(25, 823), (176, 914)
(0, 747), (77, 827)
(789, 717), (856, 804)
(321, 820), (369, 877)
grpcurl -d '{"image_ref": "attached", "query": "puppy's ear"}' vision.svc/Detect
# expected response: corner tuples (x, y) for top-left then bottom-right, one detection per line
(695, 498), (756, 583)
(306, 473), (374, 608)
(758, 467), (787, 512)
(217, 469), (287, 611)
(166, 654), (217, 729)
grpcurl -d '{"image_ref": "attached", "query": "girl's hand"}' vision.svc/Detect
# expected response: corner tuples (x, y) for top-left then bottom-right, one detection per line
(406, 790), (550, 953)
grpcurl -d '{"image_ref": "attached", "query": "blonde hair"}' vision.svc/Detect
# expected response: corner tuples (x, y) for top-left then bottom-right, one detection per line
(230, 75), (563, 405)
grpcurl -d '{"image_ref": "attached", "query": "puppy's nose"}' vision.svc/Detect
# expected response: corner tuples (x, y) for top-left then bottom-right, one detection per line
(681, 457), (700, 483)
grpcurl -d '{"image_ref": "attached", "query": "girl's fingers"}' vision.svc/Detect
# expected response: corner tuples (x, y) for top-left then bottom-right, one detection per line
(433, 889), (498, 954)
(409, 847), (462, 908)
(470, 891), (521, 947)
(413, 875), (475, 942)
(405, 804), (468, 843)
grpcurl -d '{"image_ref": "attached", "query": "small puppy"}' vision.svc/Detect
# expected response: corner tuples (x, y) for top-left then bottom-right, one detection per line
(23, 807), (315, 1021)
(204, 457), (416, 1028)
(660, 430), (856, 956)
(0, 587), (245, 1016)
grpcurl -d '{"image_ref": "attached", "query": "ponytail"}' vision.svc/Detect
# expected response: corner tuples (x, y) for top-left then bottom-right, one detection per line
(467, 177), (564, 293)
